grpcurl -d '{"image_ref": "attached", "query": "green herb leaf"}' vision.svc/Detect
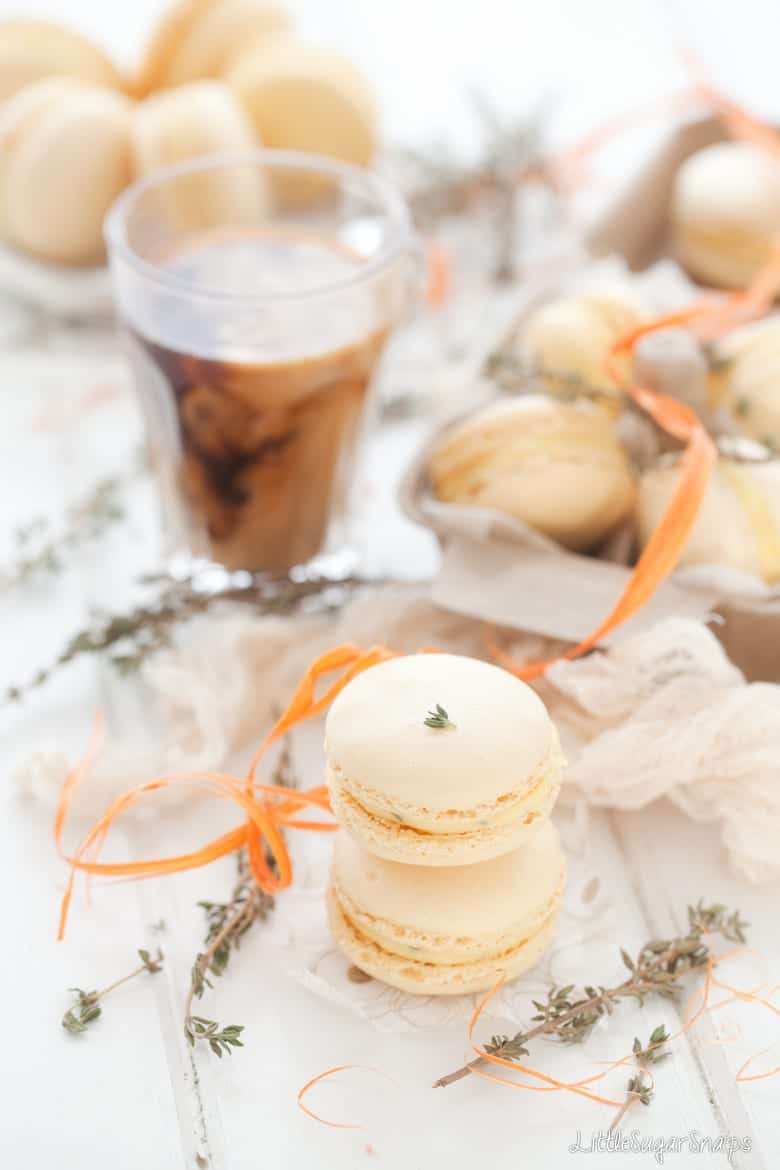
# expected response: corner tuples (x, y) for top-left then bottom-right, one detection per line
(424, 704), (455, 729)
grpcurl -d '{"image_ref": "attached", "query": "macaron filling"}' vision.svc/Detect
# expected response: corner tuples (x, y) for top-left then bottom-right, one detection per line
(327, 886), (562, 992)
(326, 732), (563, 837)
(330, 874), (563, 965)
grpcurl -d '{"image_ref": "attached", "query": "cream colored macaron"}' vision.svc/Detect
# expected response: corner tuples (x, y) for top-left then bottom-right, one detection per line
(720, 318), (780, 452)
(0, 18), (123, 102)
(229, 40), (377, 202)
(671, 142), (780, 289)
(0, 77), (79, 239)
(520, 288), (645, 399)
(328, 820), (565, 995)
(0, 79), (132, 266)
(427, 395), (637, 552)
(131, 81), (266, 229)
(325, 653), (563, 867)
(136, 0), (290, 94)
(638, 453), (780, 584)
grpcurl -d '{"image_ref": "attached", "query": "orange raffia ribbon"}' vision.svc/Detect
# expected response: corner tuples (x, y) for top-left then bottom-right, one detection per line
(297, 1064), (396, 1128)
(297, 1066), (362, 1129)
(425, 239), (452, 307)
(54, 643), (396, 940)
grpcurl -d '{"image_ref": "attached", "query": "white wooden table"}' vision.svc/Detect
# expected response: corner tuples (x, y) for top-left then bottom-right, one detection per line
(2, 3), (780, 1166)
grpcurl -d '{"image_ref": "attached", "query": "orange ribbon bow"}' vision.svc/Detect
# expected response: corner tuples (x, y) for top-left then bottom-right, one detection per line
(54, 644), (397, 939)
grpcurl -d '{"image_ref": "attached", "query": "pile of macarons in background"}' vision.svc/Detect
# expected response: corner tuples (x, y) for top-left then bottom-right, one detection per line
(323, 653), (566, 995)
(425, 275), (780, 589)
(0, 0), (377, 267)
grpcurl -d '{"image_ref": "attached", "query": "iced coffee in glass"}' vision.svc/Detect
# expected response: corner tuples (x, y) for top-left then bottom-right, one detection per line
(105, 150), (413, 573)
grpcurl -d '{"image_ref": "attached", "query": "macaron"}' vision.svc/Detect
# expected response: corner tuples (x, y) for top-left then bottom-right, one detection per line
(328, 820), (566, 995)
(638, 453), (780, 584)
(324, 653), (563, 866)
(0, 79), (132, 266)
(130, 81), (266, 229)
(722, 318), (780, 452)
(520, 288), (645, 398)
(136, 0), (291, 94)
(427, 395), (637, 552)
(671, 142), (780, 289)
(0, 77), (78, 240)
(0, 18), (123, 102)
(229, 40), (377, 202)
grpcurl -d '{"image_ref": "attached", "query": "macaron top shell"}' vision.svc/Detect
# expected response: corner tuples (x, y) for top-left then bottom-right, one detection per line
(0, 19), (123, 101)
(325, 653), (555, 811)
(332, 818), (564, 938)
(0, 82), (132, 265)
(229, 40), (377, 167)
(137, 0), (290, 93)
(673, 142), (780, 237)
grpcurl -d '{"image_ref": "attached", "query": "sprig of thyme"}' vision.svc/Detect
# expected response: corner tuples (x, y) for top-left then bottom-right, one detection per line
(185, 1017), (245, 1057)
(610, 1024), (670, 1130)
(433, 901), (747, 1088)
(404, 92), (555, 282)
(4, 569), (404, 705)
(183, 739), (295, 1056)
(184, 858), (268, 1057)
(424, 704), (455, 729)
(2, 475), (126, 591)
(62, 948), (164, 1035)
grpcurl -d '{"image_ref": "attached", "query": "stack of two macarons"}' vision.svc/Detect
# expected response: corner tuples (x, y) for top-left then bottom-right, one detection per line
(324, 653), (566, 995)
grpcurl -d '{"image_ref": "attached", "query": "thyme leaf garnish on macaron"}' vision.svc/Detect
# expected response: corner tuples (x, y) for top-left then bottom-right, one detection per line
(424, 704), (455, 729)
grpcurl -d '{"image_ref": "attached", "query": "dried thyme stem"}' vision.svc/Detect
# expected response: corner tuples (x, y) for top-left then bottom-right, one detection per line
(432, 979), (662, 1088)
(62, 948), (164, 1035)
(1, 474), (126, 590)
(4, 571), (409, 705)
(432, 990), (613, 1089)
(432, 903), (746, 1089)
(183, 884), (254, 1037)
(95, 961), (159, 1000)
(609, 1093), (636, 1132)
(609, 1025), (670, 1130)
(183, 738), (295, 1056)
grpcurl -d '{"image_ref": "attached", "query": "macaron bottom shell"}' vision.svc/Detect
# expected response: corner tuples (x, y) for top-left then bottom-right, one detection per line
(327, 885), (561, 996)
(673, 225), (771, 290)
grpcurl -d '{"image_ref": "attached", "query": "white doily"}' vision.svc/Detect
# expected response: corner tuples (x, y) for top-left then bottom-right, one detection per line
(269, 800), (617, 1034)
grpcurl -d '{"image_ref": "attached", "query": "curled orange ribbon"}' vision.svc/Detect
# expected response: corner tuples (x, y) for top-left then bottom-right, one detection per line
(54, 644), (396, 939)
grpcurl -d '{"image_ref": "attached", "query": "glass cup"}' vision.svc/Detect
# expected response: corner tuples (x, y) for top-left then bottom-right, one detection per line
(105, 150), (414, 575)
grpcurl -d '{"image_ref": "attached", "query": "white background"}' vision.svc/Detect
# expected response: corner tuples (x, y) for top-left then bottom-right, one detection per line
(5, 0), (780, 149)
